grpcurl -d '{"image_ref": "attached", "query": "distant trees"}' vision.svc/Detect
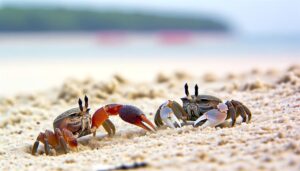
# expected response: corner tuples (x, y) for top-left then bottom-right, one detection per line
(0, 7), (229, 32)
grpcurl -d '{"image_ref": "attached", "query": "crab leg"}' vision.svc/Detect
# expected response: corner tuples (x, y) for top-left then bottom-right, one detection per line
(102, 119), (116, 136)
(31, 140), (40, 155)
(32, 129), (68, 155)
(106, 119), (116, 134)
(62, 128), (78, 149)
(32, 132), (48, 155)
(54, 128), (68, 154)
(242, 104), (252, 122)
(231, 100), (248, 122)
(225, 101), (237, 127)
(154, 106), (164, 127)
(44, 138), (50, 155)
(32, 130), (57, 155)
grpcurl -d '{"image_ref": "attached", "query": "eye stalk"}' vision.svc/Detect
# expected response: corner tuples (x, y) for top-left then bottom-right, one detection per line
(78, 95), (90, 115)
(78, 98), (83, 112)
(84, 95), (88, 109)
(184, 83), (199, 100)
(195, 84), (198, 96)
(184, 83), (189, 97)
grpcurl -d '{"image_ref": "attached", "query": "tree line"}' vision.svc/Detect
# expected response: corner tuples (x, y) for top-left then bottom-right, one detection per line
(0, 7), (229, 32)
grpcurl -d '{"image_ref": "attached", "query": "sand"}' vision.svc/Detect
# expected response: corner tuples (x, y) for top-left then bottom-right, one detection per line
(0, 64), (300, 171)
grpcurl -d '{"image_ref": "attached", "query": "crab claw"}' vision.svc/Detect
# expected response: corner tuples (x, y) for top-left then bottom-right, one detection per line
(194, 103), (228, 128)
(154, 100), (188, 128)
(119, 105), (156, 132)
(159, 103), (182, 128)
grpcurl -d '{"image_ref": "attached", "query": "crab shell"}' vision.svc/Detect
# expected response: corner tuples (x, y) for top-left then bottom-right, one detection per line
(181, 94), (252, 127)
(181, 95), (222, 120)
(53, 107), (92, 138)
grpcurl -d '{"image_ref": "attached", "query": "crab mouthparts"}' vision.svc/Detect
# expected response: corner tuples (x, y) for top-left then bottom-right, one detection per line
(191, 110), (197, 118)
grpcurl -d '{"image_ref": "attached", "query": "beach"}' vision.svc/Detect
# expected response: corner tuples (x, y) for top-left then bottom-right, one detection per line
(0, 60), (299, 171)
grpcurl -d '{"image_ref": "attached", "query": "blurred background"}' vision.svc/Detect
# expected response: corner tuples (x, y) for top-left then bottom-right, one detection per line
(0, 0), (299, 95)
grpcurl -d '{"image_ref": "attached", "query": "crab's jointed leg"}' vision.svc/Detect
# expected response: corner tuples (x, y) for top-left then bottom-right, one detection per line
(231, 100), (252, 123)
(54, 128), (68, 154)
(31, 128), (78, 155)
(61, 128), (78, 150)
(102, 119), (116, 136)
(32, 129), (58, 155)
(225, 101), (237, 127)
(154, 105), (164, 127)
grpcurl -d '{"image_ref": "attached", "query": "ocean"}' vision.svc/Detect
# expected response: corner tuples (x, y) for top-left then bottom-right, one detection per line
(0, 32), (299, 59)
(0, 32), (299, 96)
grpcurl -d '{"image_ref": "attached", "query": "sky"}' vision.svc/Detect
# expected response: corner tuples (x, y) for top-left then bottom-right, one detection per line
(0, 0), (300, 35)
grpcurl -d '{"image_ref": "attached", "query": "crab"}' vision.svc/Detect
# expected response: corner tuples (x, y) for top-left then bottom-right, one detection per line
(154, 83), (252, 128)
(31, 96), (155, 155)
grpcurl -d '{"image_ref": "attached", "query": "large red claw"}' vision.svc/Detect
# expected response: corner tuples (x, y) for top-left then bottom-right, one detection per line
(118, 105), (156, 132)
(91, 107), (109, 130)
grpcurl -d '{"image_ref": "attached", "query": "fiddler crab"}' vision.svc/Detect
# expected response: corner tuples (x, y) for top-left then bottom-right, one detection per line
(32, 84), (252, 155)
(154, 83), (252, 129)
(32, 96), (156, 155)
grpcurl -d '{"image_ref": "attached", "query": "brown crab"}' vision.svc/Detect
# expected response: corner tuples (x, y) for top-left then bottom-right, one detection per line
(31, 96), (155, 155)
(154, 83), (252, 128)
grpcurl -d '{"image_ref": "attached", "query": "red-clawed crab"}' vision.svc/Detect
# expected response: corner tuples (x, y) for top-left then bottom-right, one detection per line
(154, 83), (252, 128)
(32, 96), (155, 156)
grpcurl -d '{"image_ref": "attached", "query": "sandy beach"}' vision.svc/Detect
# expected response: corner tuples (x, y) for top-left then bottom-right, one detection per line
(0, 60), (299, 171)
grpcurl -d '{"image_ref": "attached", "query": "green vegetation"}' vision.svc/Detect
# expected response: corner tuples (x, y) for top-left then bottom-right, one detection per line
(0, 7), (229, 32)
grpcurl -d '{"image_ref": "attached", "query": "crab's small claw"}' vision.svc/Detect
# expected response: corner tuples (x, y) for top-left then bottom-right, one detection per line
(160, 104), (181, 128)
(194, 104), (227, 128)
(119, 105), (156, 132)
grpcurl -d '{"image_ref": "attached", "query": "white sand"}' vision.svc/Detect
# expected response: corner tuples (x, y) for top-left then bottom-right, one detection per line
(0, 62), (299, 171)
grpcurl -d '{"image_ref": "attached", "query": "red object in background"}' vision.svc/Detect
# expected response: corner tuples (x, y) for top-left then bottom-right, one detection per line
(158, 31), (193, 45)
